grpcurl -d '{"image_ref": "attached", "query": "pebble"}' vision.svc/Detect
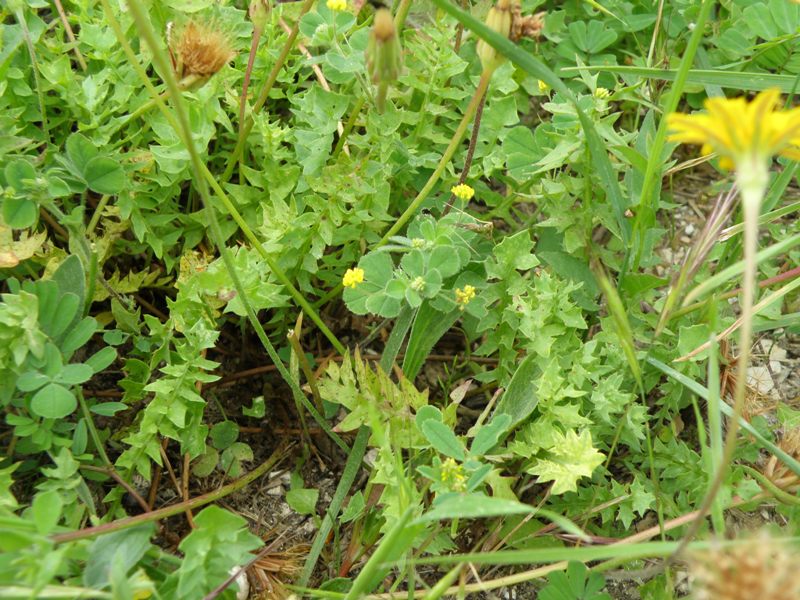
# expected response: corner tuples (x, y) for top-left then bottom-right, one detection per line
(684, 223), (695, 236)
(747, 366), (775, 394)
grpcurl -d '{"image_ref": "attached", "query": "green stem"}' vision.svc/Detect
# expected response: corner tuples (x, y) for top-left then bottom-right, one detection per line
(222, 0), (317, 183)
(288, 325), (323, 413)
(672, 171), (764, 557)
(394, 0), (413, 30)
(87, 195), (110, 234)
(740, 465), (800, 507)
(332, 96), (365, 159)
(377, 70), (492, 247)
(77, 389), (111, 466)
(51, 444), (290, 544)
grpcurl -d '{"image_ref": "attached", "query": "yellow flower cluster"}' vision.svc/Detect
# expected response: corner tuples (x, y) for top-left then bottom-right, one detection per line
(326, 0), (347, 11)
(451, 183), (475, 201)
(667, 88), (800, 172)
(538, 79), (550, 94)
(440, 458), (466, 492)
(342, 267), (364, 289)
(455, 285), (476, 310)
(594, 87), (611, 99)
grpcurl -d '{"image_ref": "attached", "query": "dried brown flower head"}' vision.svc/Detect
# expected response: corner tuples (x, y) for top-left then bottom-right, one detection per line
(690, 534), (800, 600)
(514, 10), (545, 41)
(762, 426), (800, 492)
(172, 19), (236, 79)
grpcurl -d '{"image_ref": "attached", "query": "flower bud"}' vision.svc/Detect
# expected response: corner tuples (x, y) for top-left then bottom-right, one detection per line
(366, 9), (402, 113)
(249, 0), (269, 32)
(476, 0), (513, 74)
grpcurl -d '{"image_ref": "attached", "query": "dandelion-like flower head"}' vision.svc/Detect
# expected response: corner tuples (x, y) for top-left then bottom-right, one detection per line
(667, 88), (800, 172)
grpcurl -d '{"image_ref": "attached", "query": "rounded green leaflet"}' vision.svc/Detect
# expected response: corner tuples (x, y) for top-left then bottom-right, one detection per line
(84, 156), (125, 195)
(30, 383), (77, 419)
(2, 197), (37, 229)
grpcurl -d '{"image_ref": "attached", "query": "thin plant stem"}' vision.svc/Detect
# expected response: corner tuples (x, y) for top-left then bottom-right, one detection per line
(377, 70), (492, 246)
(223, 0), (317, 182)
(287, 321), (324, 413)
(80, 465), (149, 512)
(51, 444), (291, 544)
(239, 21), (265, 130)
(442, 89), (487, 216)
(672, 182), (762, 557)
(53, 0), (88, 71)
(87, 195), (110, 234)
(76, 390), (111, 466)
(332, 96), (365, 158)
(668, 264), (800, 322)
(393, 0), (413, 30)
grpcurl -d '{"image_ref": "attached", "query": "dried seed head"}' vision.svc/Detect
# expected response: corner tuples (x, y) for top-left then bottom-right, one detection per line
(690, 534), (800, 600)
(173, 19), (236, 78)
(763, 426), (800, 489)
(512, 10), (545, 42)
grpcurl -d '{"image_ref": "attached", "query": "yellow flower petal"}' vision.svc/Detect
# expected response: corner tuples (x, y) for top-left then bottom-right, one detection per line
(667, 88), (800, 170)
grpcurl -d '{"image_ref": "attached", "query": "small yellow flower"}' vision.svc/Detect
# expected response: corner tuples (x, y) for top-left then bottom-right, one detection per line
(594, 87), (611, 99)
(455, 285), (476, 310)
(342, 267), (364, 289)
(667, 88), (800, 172)
(537, 79), (550, 94)
(451, 183), (475, 201)
(326, 0), (347, 11)
(440, 457), (466, 492)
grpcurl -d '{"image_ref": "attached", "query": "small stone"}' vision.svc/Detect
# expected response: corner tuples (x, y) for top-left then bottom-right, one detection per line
(684, 223), (695, 236)
(747, 366), (774, 394)
(265, 485), (283, 496)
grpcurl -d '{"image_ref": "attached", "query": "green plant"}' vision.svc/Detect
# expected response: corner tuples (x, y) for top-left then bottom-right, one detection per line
(4, 0), (800, 597)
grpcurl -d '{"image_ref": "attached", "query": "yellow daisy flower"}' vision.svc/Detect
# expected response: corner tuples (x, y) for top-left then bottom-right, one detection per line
(342, 267), (364, 289)
(667, 88), (800, 173)
(451, 183), (475, 201)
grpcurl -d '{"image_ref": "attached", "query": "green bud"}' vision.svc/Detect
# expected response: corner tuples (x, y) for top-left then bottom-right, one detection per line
(476, 0), (513, 74)
(366, 9), (402, 113)
(249, 1), (269, 31)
